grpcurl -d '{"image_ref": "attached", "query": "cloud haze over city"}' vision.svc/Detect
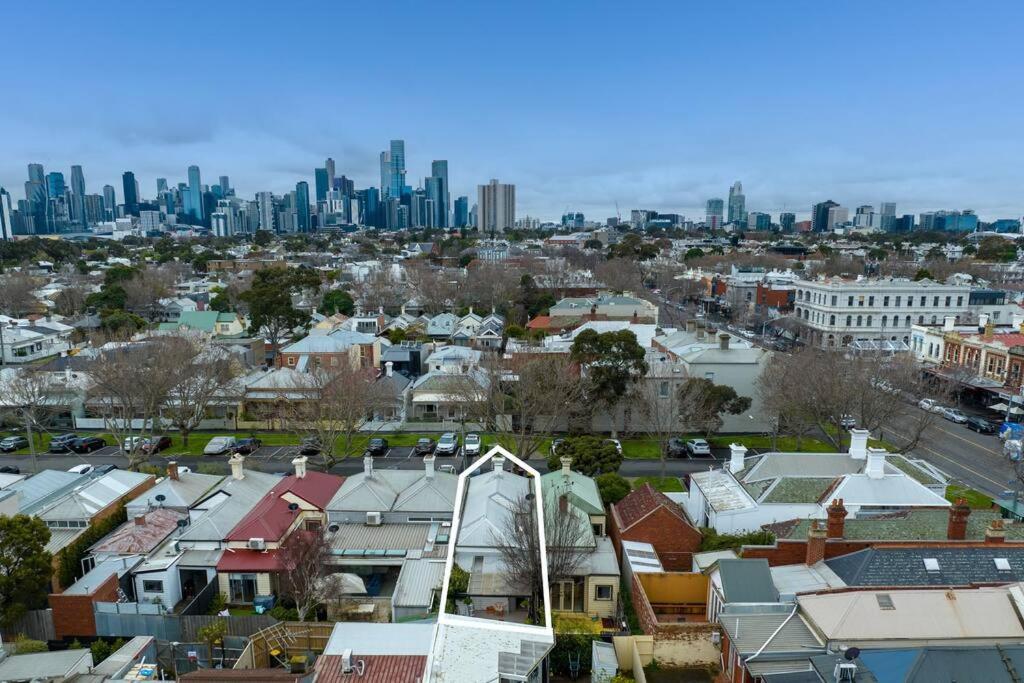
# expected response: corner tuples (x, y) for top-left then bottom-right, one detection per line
(2, 1), (1023, 221)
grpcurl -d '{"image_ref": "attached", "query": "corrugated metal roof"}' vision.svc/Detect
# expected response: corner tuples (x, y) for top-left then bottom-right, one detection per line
(719, 609), (823, 655)
(392, 557), (445, 608)
(327, 523), (431, 552)
(0, 649), (92, 681)
(316, 654), (426, 683)
(324, 622), (435, 656)
(46, 527), (86, 554)
(40, 470), (152, 522)
(691, 470), (756, 513)
(7, 469), (84, 514)
(719, 559), (779, 603)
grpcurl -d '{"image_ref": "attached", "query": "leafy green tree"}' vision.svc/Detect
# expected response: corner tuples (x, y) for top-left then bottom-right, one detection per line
(570, 329), (648, 425)
(596, 472), (632, 505)
(99, 310), (147, 335)
(197, 619), (227, 666)
(684, 247), (705, 260)
(678, 378), (752, 436)
(913, 268), (933, 281)
(318, 289), (354, 316)
(547, 436), (622, 476)
(91, 639), (112, 664)
(253, 230), (274, 247)
(241, 268), (317, 360)
(0, 515), (53, 628)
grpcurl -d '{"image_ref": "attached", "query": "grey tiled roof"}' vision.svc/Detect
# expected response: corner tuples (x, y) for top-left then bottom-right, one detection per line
(719, 558), (779, 603)
(826, 547), (1024, 587)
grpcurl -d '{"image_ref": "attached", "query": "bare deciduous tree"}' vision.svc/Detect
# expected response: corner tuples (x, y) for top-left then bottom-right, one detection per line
(158, 335), (241, 446)
(635, 372), (685, 476)
(124, 267), (177, 320)
(278, 528), (328, 622)
(0, 271), (41, 318)
(0, 367), (64, 473)
(492, 492), (591, 624)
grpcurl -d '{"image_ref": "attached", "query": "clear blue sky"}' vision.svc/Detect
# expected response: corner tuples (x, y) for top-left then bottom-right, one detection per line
(3, 1), (1023, 222)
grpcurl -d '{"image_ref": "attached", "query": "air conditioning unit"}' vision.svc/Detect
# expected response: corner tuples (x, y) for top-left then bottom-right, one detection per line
(341, 649), (353, 673)
(711, 630), (721, 646)
(248, 538), (266, 550)
(365, 512), (382, 526)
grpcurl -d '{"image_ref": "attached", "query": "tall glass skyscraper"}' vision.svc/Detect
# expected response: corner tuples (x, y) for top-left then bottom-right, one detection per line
(389, 139), (406, 199)
(187, 165), (203, 221)
(70, 165), (87, 228)
(295, 181), (310, 232)
(454, 196), (469, 228)
(122, 171), (139, 216)
(429, 160), (449, 228)
(103, 185), (117, 220)
(705, 198), (724, 229)
(727, 181), (746, 224)
(314, 167), (330, 203)
(46, 172), (66, 199)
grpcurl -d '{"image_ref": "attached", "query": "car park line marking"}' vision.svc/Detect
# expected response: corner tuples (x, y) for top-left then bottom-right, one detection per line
(885, 426), (1005, 493)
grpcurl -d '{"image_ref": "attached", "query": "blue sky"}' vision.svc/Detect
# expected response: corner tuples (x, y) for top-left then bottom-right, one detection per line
(2, 1), (1023, 221)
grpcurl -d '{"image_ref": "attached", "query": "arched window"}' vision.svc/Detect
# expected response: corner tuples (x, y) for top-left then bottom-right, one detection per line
(905, 315), (911, 327)
(881, 315), (888, 327)
(867, 315), (873, 326)
(918, 315), (924, 324)
(856, 315), (862, 326)
(846, 315), (852, 326)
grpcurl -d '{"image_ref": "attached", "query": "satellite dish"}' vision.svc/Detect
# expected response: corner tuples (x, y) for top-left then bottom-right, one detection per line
(176, 519), (188, 528)
(328, 524), (339, 533)
(844, 647), (861, 661)
(287, 502), (300, 511)
(155, 494), (166, 502)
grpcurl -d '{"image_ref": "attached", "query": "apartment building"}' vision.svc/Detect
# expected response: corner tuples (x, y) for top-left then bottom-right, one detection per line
(792, 277), (1014, 349)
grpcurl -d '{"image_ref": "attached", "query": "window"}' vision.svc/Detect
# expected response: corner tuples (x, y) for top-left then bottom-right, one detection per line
(830, 315), (836, 326)
(945, 296), (951, 307)
(704, 372), (715, 381)
(918, 315), (924, 324)
(895, 296), (901, 306)
(957, 296), (963, 306)
(846, 315), (852, 326)
(856, 315), (862, 326)
(848, 296), (854, 306)
(858, 296), (865, 307)
(906, 315), (911, 327)
(933, 296), (939, 306)
(931, 315), (937, 324)
(867, 315), (872, 326)
(659, 381), (669, 398)
(881, 315), (888, 327)
(287, 357), (296, 366)
(595, 585), (613, 601)
(883, 296), (890, 306)
(868, 296), (875, 306)
(143, 580), (164, 593)
(229, 573), (258, 604)
(831, 295), (837, 306)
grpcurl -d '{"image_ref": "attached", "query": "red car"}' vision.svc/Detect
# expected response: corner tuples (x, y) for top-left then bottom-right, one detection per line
(140, 436), (172, 454)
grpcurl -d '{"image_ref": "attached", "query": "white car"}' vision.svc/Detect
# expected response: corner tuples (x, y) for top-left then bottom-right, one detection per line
(942, 407), (969, 424)
(204, 436), (238, 455)
(68, 464), (94, 474)
(122, 436), (145, 452)
(464, 433), (482, 456)
(686, 439), (712, 457)
(604, 438), (623, 455)
(918, 398), (943, 413)
(435, 432), (459, 456)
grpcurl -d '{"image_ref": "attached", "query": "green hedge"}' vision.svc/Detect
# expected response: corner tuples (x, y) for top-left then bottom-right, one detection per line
(58, 505), (128, 588)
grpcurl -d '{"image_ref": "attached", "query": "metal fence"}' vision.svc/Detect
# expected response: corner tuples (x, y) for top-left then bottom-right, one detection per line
(94, 602), (276, 642)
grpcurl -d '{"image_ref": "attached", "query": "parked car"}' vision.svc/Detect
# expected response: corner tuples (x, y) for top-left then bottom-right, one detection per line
(413, 438), (436, 456)
(299, 437), (322, 455)
(464, 433), (482, 456)
(942, 407), (969, 424)
(667, 438), (688, 458)
(204, 436), (238, 455)
(436, 432), (459, 456)
(966, 417), (997, 434)
(686, 439), (713, 457)
(122, 436), (146, 452)
(918, 398), (943, 413)
(233, 437), (263, 455)
(68, 464), (94, 475)
(549, 438), (565, 456)
(49, 433), (79, 453)
(839, 414), (856, 429)
(93, 464), (118, 474)
(604, 438), (623, 455)
(438, 464), (457, 475)
(0, 465), (20, 474)
(71, 436), (106, 453)
(366, 437), (389, 456)
(0, 436), (29, 452)
(140, 436), (172, 454)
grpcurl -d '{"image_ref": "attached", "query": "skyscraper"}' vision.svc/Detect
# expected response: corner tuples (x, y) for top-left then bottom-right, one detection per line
(727, 181), (746, 224)
(70, 165), (87, 228)
(388, 139), (406, 199)
(325, 158), (335, 189)
(28, 163), (44, 184)
(103, 185), (117, 220)
(705, 198), (724, 229)
(46, 172), (66, 199)
(186, 165), (203, 221)
(0, 187), (12, 241)
(477, 179), (515, 235)
(429, 160), (450, 228)
(256, 192), (276, 233)
(122, 172), (139, 216)
(453, 196), (469, 228)
(219, 175), (231, 197)
(24, 165), (46, 233)
(156, 178), (168, 195)
(779, 212), (796, 233)
(295, 181), (311, 232)
(314, 167), (330, 204)
(379, 151), (391, 199)
(811, 200), (839, 232)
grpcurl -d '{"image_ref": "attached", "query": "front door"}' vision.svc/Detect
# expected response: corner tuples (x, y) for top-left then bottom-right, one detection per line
(556, 580), (575, 611)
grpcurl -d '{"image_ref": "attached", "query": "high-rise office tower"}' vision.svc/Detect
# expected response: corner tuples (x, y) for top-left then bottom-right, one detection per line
(70, 165), (87, 228)
(425, 177), (444, 228)
(705, 198), (724, 229)
(219, 176), (230, 197)
(727, 181), (746, 224)
(811, 200), (839, 232)
(879, 201), (897, 232)
(748, 212), (771, 231)
(0, 187), (12, 240)
(156, 178), (168, 195)
(453, 196), (469, 228)
(46, 172), (66, 199)
(358, 187), (381, 228)
(314, 167), (330, 204)
(379, 151), (391, 199)
(257, 192), (276, 233)
(28, 163), (44, 184)
(388, 140), (406, 198)
(779, 212), (796, 233)
(477, 179), (515, 235)
(103, 185), (117, 220)
(295, 181), (310, 232)
(429, 160), (450, 228)
(335, 176), (355, 197)
(827, 205), (849, 230)
(122, 172), (139, 216)
(325, 158), (335, 189)
(84, 194), (105, 224)
(186, 165), (203, 221)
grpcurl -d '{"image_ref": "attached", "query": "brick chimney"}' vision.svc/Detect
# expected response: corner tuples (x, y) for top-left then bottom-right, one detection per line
(134, 515), (146, 526)
(986, 518), (1006, 544)
(559, 494), (569, 513)
(947, 498), (971, 540)
(826, 499), (847, 539)
(806, 521), (827, 565)
(167, 461), (180, 481)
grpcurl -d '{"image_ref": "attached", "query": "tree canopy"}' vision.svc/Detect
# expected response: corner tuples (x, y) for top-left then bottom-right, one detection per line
(547, 436), (623, 476)
(0, 515), (53, 628)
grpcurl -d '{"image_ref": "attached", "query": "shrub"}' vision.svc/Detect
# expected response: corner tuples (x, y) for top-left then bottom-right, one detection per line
(14, 634), (47, 653)
(547, 436), (622, 477)
(596, 473), (632, 505)
(699, 527), (774, 552)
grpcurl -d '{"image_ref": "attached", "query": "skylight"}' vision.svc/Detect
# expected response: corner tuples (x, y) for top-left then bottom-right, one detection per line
(923, 558), (940, 572)
(995, 558), (1012, 571)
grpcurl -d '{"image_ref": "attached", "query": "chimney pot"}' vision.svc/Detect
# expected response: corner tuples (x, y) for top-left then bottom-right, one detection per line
(292, 455), (308, 479)
(364, 454), (374, 479)
(865, 447), (887, 479)
(229, 454), (245, 480)
(385, 361), (394, 377)
(826, 498), (847, 539)
(719, 333), (730, 351)
(986, 518), (1006, 544)
(493, 454), (505, 474)
(848, 429), (870, 460)
(168, 461), (179, 481)
(560, 456), (572, 477)
(806, 521), (827, 565)
(134, 515), (146, 526)
(729, 443), (747, 473)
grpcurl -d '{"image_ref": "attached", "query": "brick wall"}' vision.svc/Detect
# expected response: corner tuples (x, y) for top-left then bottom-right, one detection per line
(611, 506), (702, 572)
(50, 573), (119, 639)
(631, 574), (660, 636)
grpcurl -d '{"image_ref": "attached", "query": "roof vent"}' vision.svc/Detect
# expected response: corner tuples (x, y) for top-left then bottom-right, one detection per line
(875, 594), (895, 610)
(995, 557), (1012, 571)
(923, 558), (940, 572)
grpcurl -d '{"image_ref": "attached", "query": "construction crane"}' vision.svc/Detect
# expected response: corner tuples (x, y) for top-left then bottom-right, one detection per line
(615, 201), (621, 225)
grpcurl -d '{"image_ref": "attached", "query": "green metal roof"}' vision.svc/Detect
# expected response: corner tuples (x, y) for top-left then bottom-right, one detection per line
(542, 469), (605, 516)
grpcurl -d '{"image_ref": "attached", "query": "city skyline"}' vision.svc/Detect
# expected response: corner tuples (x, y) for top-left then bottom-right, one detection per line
(2, 2), (1024, 221)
